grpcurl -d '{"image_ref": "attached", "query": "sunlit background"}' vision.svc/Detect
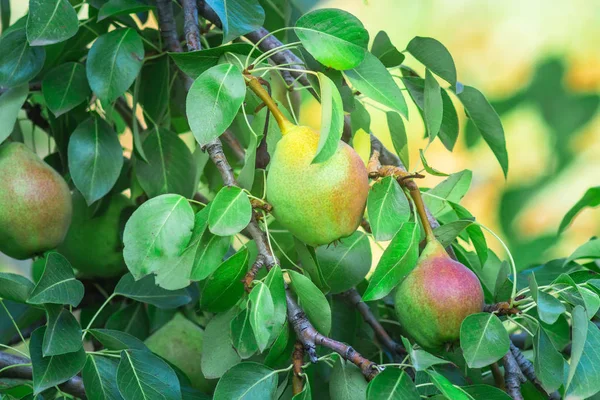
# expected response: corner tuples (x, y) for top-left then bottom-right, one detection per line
(1, 0), (599, 275)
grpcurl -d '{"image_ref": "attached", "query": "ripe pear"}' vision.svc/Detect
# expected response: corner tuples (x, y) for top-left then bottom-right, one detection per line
(58, 192), (132, 277)
(145, 313), (213, 392)
(395, 239), (484, 349)
(267, 124), (369, 247)
(0, 142), (72, 260)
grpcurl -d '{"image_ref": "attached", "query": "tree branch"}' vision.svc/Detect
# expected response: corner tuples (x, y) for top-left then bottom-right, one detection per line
(342, 288), (406, 357)
(292, 341), (305, 395)
(0, 352), (87, 399)
(503, 351), (525, 400)
(510, 343), (560, 400)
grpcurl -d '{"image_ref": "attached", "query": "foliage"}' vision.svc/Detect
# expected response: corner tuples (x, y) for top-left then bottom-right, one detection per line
(0, 1), (599, 400)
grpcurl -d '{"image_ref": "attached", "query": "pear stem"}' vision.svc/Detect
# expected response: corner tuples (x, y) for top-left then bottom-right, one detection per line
(407, 184), (436, 242)
(245, 74), (295, 134)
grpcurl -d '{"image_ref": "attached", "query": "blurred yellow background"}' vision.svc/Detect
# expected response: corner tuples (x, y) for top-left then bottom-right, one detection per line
(1, 0), (598, 273)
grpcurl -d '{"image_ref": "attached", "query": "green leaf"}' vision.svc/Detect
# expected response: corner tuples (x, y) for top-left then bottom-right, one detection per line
(68, 117), (123, 205)
(419, 150), (448, 177)
(200, 248), (248, 313)
(330, 357), (368, 400)
(423, 69), (443, 140)
(566, 238), (600, 264)
(311, 72), (344, 164)
(371, 31), (405, 68)
(344, 52), (408, 118)
(0, 28), (45, 87)
(462, 385), (511, 400)
(553, 273), (600, 317)
(186, 63), (246, 146)
(230, 308), (258, 359)
(202, 309), (241, 379)
(457, 86), (508, 178)
(434, 220), (473, 247)
(559, 187), (600, 233)
(533, 325), (564, 393)
(460, 312), (510, 368)
(105, 302), (149, 340)
(426, 370), (470, 400)
(0, 84), (28, 144)
(138, 55), (169, 126)
(0, 0), (9, 33)
(98, 0), (154, 22)
(367, 177), (411, 241)
(294, 239), (330, 293)
(42, 63), (91, 117)
(401, 337), (448, 371)
(263, 265), (287, 340)
(208, 186), (252, 236)
(363, 222), (419, 301)
(42, 304), (82, 356)
(295, 8), (368, 70)
(448, 201), (488, 266)
(135, 128), (197, 199)
(350, 99), (371, 137)
(87, 28), (144, 103)
(293, 376), (312, 400)
(264, 320), (289, 367)
(316, 231), (372, 293)
(406, 37), (457, 86)
(529, 273), (565, 324)
(114, 273), (192, 309)
(213, 362), (277, 400)
(438, 89), (459, 151)
(26, 0), (79, 46)
(169, 43), (258, 80)
(0, 272), (34, 303)
(205, 0), (264, 43)
(30, 326), (86, 395)
(249, 281), (275, 352)
(88, 328), (148, 351)
(123, 194), (195, 281)
(190, 230), (231, 281)
(366, 368), (419, 400)
(422, 169), (472, 217)
(287, 270), (331, 335)
(117, 349), (181, 400)
(28, 252), (84, 307)
(565, 305), (600, 399)
(386, 112), (409, 168)
(82, 354), (122, 400)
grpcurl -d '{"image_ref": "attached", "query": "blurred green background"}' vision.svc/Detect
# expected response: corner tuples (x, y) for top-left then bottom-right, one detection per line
(1, 0), (598, 275)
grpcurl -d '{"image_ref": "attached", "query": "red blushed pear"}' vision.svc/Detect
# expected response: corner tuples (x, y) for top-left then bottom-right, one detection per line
(394, 183), (484, 350)
(246, 75), (369, 247)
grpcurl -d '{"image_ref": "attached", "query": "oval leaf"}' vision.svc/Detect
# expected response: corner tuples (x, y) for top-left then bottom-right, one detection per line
(407, 36), (457, 86)
(0, 272), (34, 303)
(249, 281), (275, 352)
(123, 194), (195, 280)
(28, 252), (84, 307)
(42, 62), (90, 117)
(87, 28), (144, 103)
(208, 186), (252, 236)
(460, 312), (510, 368)
(0, 28), (46, 87)
(114, 273), (192, 309)
(26, 0), (79, 46)
(213, 362), (277, 400)
(287, 270), (331, 335)
(312, 72), (344, 164)
(42, 304), (82, 356)
(82, 354), (122, 400)
(366, 368), (419, 400)
(205, 0), (265, 44)
(117, 349), (181, 400)
(295, 8), (368, 70)
(68, 117), (123, 205)
(367, 177), (411, 241)
(200, 248), (249, 313)
(0, 84), (28, 144)
(186, 63), (246, 146)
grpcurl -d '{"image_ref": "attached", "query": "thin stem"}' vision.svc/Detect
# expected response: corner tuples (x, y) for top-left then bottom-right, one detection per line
(86, 351), (121, 359)
(286, 90), (300, 125)
(0, 343), (28, 358)
(245, 74), (294, 133)
(408, 185), (435, 242)
(379, 363), (413, 369)
(253, 41), (302, 67)
(0, 300), (25, 345)
(188, 198), (207, 207)
(82, 294), (116, 340)
(0, 363), (31, 375)
(506, 316), (534, 337)
(244, 27), (295, 68)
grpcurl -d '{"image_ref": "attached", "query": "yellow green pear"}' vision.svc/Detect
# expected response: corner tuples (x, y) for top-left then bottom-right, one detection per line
(0, 142), (72, 259)
(250, 77), (369, 247)
(145, 313), (212, 392)
(58, 191), (132, 277)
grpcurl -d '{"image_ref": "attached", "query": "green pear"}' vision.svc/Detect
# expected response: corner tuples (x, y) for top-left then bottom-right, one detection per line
(145, 313), (212, 392)
(58, 192), (132, 278)
(0, 142), (72, 259)
(267, 125), (369, 247)
(395, 240), (484, 349)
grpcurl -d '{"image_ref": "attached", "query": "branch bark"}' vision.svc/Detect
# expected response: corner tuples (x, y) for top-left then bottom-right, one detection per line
(0, 352), (87, 399)
(342, 288), (406, 357)
(502, 351), (525, 400)
(510, 343), (561, 400)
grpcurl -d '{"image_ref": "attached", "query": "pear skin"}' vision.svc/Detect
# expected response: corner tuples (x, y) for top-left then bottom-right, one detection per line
(266, 125), (369, 247)
(395, 240), (484, 349)
(0, 143), (72, 259)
